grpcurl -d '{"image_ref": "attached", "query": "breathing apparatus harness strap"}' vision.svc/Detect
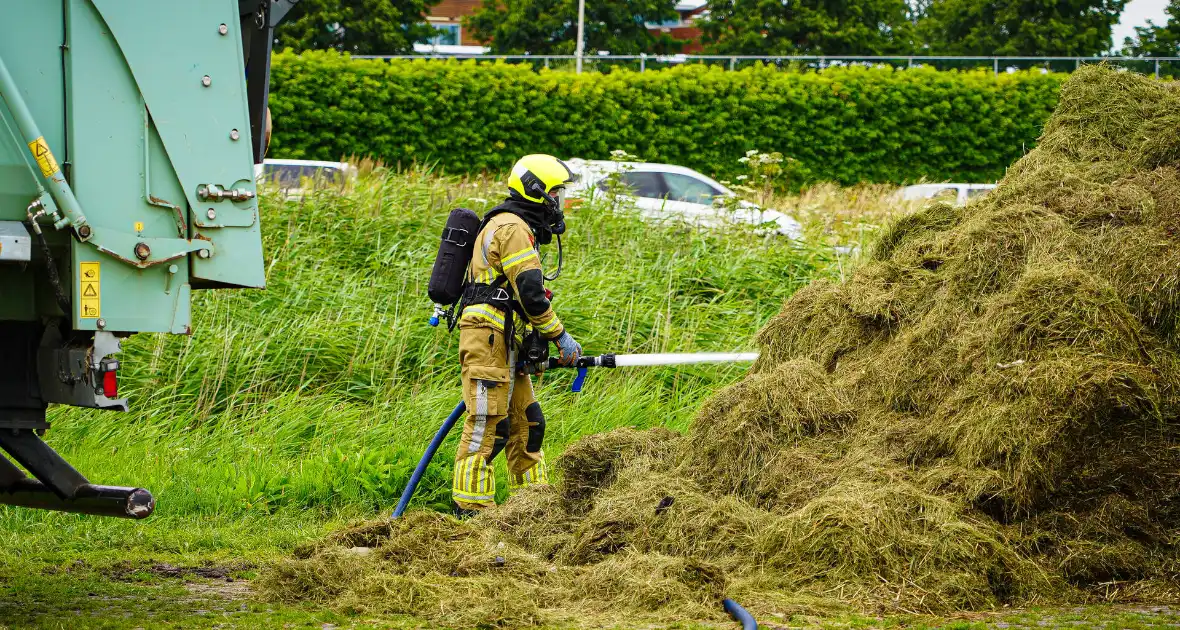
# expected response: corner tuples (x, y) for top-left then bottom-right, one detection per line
(458, 275), (527, 361)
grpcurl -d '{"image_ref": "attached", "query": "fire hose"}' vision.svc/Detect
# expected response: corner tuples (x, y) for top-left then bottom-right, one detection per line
(390, 351), (761, 629)
(391, 352), (757, 518)
(723, 598), (758, 630)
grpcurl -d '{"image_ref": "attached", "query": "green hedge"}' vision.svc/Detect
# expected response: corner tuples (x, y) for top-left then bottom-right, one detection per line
(268, 50), (1065, 186)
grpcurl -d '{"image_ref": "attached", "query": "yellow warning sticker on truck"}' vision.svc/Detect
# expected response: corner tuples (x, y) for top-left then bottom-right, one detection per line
(79, 262), (100, 319)
(27, 136), (59, 178)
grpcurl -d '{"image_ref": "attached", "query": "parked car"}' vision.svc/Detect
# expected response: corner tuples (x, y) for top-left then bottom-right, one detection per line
(565, 159), (803, 239)
(254, 159), (358, 200)
(899, 183), (997, 205)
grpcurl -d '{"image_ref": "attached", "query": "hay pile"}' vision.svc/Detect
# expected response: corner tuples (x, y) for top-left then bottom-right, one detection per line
(260, 67), (1180, 626)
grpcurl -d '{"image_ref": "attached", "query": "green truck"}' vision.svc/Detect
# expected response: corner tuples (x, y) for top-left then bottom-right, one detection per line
(0, 0), (297, 518)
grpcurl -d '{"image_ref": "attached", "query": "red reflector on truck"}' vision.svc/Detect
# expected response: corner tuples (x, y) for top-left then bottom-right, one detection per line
(102, 370), (118, 398)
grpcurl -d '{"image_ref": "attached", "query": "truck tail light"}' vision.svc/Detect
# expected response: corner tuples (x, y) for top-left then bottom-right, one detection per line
(98, 359), (120, 398)
(102, 370), (118, 398)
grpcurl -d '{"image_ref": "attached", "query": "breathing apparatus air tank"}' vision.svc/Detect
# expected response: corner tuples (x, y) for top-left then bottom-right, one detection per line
(427, 208), (482, 327)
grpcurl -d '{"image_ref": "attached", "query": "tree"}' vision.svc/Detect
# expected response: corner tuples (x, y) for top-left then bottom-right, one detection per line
(918, 0), (1127, 56)
(1122, 0), (1180, 57)
(277, 0), (440, 54)
(465, 0), (683, 54)
(699, 0), (918, 55)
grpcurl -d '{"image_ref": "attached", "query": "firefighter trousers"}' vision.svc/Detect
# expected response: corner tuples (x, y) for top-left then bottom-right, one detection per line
(453, 325), (549, 510)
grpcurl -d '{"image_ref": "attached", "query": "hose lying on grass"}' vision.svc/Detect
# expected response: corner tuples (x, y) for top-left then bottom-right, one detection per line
(391, 401), (465, 518)
(723, 598), (758, 629)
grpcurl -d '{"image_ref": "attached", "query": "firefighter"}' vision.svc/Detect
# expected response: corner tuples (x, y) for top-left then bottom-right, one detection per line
(451, 154), (583, 515)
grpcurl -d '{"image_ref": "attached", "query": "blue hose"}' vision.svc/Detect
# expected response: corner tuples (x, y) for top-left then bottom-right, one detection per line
(722, 599), (758, 630)
(391, 400), (466, 518)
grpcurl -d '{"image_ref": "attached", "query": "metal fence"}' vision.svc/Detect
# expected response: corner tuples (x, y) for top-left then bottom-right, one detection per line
(353, 54), (1180, 77)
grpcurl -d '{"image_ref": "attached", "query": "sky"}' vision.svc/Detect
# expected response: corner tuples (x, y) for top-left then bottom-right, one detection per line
(1114, 0), (1171, 48)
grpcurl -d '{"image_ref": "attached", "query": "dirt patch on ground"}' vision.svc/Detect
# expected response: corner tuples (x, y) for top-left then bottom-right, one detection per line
(183, 579), (252, 600)
(104, 561), (255, 582)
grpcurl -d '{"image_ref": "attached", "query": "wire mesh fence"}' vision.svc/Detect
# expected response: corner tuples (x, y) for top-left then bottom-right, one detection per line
(353, 54), (1180, 77)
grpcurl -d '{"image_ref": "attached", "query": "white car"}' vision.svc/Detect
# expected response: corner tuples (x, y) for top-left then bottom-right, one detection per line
(254, 159), (358, 199)
(565, 159), (803, 239)
(899, 183), (996, 205)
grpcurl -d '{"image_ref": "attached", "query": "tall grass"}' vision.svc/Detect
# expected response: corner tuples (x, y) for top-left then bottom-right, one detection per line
(0, 165), (849, 548)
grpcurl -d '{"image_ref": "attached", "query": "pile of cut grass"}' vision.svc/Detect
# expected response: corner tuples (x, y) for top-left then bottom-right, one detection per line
(260, 67), (1180, 627)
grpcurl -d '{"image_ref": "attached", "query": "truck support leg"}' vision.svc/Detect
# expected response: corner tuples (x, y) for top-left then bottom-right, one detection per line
(0, 427), (154, 519)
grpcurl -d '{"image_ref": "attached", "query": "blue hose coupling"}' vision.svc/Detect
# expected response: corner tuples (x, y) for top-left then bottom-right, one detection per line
(429, 315), (440, 327)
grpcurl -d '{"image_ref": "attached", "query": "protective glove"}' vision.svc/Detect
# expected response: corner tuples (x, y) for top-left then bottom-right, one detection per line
(554, 331), (583, 366)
